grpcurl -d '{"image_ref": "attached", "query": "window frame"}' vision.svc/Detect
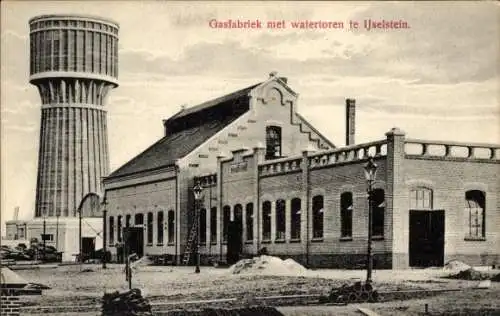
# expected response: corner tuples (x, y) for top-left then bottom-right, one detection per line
(340, 192), (353, 239)
(157, 211), (164, 245)
(265, 126), (282, 160)
(262, 201), (272, 241)
(464, 190), (486, 240)
(312, 195), (324, 240)
(245, 203), (254, 242)
(290, 198), (301, 241)
(275, 199), (286, 241)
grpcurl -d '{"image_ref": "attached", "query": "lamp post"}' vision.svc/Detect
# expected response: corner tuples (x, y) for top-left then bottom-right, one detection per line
(363, 156), (378, 283)
(79, 205), (82, 264)
(42, 207), (47, 262)
(102, 194), (108, 269)
(193, 182), (203, 273)
(56, 209), (61, 251)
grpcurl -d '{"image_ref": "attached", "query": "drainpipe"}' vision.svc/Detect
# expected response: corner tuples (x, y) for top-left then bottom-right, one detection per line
(174, 163), (179, 265)
(302, 148), (313, 267)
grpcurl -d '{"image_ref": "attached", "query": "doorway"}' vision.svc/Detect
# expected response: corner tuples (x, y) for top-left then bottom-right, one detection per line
(82, 237), (96, 260)
(409, 210), (445, 267)
(123, 227), (144, 258)
(227, 205), (243, 264)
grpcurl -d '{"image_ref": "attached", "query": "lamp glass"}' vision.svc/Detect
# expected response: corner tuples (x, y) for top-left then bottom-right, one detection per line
(193, 183), (203, 200)
(363, 158), (378, 182)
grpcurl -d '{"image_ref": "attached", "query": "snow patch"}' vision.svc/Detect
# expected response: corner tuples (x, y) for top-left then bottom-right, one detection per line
(228, 255), (308, 276)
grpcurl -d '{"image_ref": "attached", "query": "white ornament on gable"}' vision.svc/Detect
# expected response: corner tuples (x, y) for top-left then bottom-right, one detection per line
(261, 87), (285, 106)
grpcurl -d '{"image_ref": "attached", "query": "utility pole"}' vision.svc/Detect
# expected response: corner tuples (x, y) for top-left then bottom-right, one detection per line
(102, 194), (108, 269)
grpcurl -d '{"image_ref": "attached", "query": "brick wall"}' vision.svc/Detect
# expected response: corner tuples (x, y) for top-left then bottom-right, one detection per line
(1, 289), (21, 316)
(104, 168), (177, 258)
(401, 157), (500, 266)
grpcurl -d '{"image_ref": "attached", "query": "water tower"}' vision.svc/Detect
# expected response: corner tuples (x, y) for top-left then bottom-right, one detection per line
(29, 15), (119, 218)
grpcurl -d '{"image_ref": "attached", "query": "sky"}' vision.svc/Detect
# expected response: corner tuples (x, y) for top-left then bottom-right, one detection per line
(1, 1), (499, 231)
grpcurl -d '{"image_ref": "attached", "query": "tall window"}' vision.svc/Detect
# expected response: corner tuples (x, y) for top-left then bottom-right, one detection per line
(312, 195), (324, 239)
(276, 199), (286, 240)
(167, 210), (175, 244)
(125, 214), (131, 227)
(200, 208), (207, 244)
(266, 126), (282, 160)
(147, 212), (153, 245)
(341, 192), (353, 238)
(234, 204), (243, 223)
(109, 216), (114, 245)
(223, 206), (231, 242)
(291, 198), (301, 240)
(262, 201), (272, 241)
(372, 189), (385, 237)
(246, 203), (254, 241)
(157, 211), (164, 245)
(135, 213), (144, 226)
(117, 215), (122, 242)
(465, 190), (486, 238)
(210, 207), (217, 243)
(410, 187), (433, 209)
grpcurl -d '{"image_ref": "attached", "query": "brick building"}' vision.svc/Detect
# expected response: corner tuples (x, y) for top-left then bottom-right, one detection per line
(103, 73), (500, 269)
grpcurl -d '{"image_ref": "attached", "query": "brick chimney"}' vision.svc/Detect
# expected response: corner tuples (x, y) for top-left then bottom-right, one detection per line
(345, 98), (356, 146)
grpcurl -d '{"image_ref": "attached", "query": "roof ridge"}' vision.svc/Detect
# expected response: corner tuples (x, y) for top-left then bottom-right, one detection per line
(167, 82), (262, 121)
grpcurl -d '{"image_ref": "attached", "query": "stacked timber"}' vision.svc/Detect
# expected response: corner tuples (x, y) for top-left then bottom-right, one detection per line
(328, 281), (379, 304)
(101, 288), (152, 316)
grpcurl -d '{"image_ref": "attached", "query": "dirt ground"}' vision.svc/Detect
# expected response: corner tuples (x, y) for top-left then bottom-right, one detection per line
(14, 263), (500, 315)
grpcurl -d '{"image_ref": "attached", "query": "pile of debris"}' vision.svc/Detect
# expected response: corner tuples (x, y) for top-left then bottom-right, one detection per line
(446, 268), (491, 281)
(324, 281), (379, 304)
(443, 260), (471, 271)
(102, 288), (152, 316)
(228, 256), (307, 275)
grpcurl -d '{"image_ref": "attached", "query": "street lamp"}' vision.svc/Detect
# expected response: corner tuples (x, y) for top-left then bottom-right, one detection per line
(42, 206), (48, 262)
(101, 194), (108, 269)
(193, 181), (203, 273)
(56, 209), (61, 252)
(363, 156), (378, 284)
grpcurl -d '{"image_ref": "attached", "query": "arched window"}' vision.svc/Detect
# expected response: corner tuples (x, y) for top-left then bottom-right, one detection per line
(135, 213), (144, 226)
(410, 187), (433, 209)
(276, 199), (286, 240)
(465, 190), (486, 238)
(146, 212), (153, 245)
(117, 215), (122, 242)
(246, 203), (254, 241)
(223, 205), (231, 242)
(200, 208), (207, 244)
(167, 210), (175, 244)
(262, 201), (272, 241)
(312, 195), (324, 239)
(372, 189), (385, 237)
(234, 204), (243, 223)
(291, 198), (301, 240)
(109, 216), (115, 245)
(125, 214), (131, 228)
(266, 126), (282, 160)
(157, 211), (164, 245)
(210, 207), (217, 243)
(341, 192), (353, 238)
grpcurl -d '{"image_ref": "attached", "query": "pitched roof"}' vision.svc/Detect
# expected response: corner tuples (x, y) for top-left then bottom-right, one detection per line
(107, 83), (260, 179)
(167, 83), (261, 121)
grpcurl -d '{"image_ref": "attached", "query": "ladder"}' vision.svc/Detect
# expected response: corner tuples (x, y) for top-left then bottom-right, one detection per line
(181, 218), (198, 265)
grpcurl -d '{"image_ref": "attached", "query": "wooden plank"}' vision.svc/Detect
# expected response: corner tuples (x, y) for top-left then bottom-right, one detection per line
(357, 307), (382, 316)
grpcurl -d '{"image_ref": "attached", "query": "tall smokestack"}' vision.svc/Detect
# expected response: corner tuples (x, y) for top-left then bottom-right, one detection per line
(345, 98), (356, 146)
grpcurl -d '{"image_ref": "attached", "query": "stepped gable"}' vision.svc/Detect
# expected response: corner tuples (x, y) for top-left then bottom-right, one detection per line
(107, 83), (261, 178)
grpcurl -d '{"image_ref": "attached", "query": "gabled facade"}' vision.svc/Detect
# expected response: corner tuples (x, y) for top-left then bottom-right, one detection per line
(103, 73), (334, 263)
